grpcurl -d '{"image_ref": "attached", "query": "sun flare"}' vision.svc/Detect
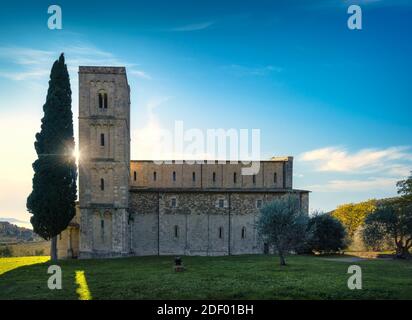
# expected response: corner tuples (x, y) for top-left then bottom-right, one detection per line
(72, 149), (80, 164)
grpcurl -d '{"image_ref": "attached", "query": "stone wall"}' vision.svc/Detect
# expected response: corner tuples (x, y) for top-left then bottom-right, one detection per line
(130, 158), (294, 190)
(129, 190), (308, 256)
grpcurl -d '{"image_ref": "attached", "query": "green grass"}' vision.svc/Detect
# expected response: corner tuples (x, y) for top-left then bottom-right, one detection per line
(0, 255), (411, 300)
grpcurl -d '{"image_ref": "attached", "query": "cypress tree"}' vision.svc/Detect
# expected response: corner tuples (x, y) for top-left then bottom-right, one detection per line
(27, 53), (77, 260)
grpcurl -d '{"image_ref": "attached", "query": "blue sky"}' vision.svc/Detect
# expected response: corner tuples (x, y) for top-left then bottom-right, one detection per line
(0, 0), (411, 226)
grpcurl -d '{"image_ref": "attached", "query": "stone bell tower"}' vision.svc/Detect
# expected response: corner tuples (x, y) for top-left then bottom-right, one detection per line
(78, 66), (130, 258)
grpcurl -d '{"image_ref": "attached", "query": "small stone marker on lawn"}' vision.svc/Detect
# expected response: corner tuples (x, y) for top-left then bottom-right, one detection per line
(174, 256), (185, 272)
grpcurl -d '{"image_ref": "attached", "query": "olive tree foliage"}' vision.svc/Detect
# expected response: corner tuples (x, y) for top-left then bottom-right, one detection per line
(363, 173), (412, 259)
(256, 195), (309, 266)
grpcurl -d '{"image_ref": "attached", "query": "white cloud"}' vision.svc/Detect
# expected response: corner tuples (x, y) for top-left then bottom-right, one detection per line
(129, 69), (152, 80)
(169, 21), (215, 32)
(299, 146), (412, 174)
(307, 177), (398, 192)
(0, 44), (149, 82)
(298, 145), (412, 194)
(222, 64), (282, 77)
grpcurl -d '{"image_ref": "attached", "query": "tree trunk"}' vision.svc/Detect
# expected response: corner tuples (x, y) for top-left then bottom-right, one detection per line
(51, 236), (58, 261)
(279, 251), (286, 266)
(395, 245), (410, 259)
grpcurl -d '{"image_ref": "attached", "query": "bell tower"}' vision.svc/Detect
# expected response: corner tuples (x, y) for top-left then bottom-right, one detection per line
(78, 66), (130, 258)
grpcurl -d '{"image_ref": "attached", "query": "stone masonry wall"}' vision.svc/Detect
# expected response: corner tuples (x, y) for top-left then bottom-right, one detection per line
(129, 190), (308, 256)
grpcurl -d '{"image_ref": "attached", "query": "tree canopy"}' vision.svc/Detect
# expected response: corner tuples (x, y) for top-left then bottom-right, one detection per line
(332, 200), (376, 238)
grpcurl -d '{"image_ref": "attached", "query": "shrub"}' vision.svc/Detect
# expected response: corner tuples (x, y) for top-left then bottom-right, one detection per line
(0, 245), (13, 257)
(307, 213), (347, 254)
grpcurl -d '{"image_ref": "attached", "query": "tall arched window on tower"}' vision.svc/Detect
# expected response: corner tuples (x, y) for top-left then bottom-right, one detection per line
(192, 172), (196, 182)
(133, 171), (137, 181)
(172, 171), (176, 182)
(98, 92), (103, 109)
(212, 172), (216, 183)
(153, 171), (157, 181)
(233, 172), (237, 184)
(100, 133), (105, 146)
(174, 225), (179, 238)
(274, 172), (278, 185)
(103, 92), (108, 108)
(100, 178), (105, 191)
(98, 91), (108, 109)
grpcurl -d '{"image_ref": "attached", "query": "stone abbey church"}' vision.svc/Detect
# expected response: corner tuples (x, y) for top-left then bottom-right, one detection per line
(57, 66), (309, 259)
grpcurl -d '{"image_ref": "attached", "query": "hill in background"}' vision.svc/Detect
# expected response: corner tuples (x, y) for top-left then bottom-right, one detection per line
(0, 221), (41, 244)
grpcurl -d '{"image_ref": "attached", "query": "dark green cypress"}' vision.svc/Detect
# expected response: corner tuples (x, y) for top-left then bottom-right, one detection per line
(27, 53), (77, 260)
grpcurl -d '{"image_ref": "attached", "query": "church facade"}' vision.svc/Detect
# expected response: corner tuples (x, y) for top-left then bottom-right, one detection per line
(57, 66), (309, 259)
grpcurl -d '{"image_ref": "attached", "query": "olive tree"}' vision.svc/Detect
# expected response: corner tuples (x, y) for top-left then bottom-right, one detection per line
(363, 173), (412, 259)
(257, 194), (309, 266)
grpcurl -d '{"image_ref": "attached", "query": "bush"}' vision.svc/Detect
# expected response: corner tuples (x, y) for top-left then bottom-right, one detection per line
(34, 249), (45, 256)
(0, 245), (13, 257)
(307, 213), (347, 254)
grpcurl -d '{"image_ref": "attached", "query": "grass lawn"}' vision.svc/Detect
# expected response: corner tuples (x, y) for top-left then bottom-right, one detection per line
(0, 254), (411, 300)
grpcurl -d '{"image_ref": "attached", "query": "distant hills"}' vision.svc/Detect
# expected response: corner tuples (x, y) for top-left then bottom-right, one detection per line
(0, 221), (41, 243)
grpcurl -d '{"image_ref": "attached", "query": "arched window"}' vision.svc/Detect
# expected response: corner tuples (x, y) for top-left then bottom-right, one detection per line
(172, 171), (176, 182)
(171, 197), (177, 208)
(153, 171), (157, 181)
(133, 171), (137, 181)
(219, 227), (223, 239)
(212, 172), (216, 183)
(241, 227), (246, 239)
(274, 172), (277, 184)
(98, 93), (103, 108)
(100, 133), (105, 146)
(174, 225), (179, 238)
(252, 174), (256, 185)
(100, 178), (105, 191)
(98, 92), (108, 109)
(192, 172), (196, 182)
(233, 172), (237, 184)
(218, 199), (224, 208)
(103, 93), (108, 108)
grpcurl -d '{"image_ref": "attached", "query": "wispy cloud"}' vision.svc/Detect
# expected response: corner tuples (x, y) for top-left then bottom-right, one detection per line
(307, 177), (398, 192)
(299, 146), (412, 174)
(0, 44), (150, 81)
(129, 69), (152, 80)
(299, 145), (412, 194)
(222, 64), (282, 77)
(169, 21), (215, 32)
